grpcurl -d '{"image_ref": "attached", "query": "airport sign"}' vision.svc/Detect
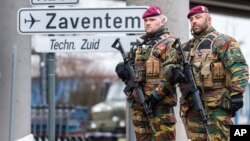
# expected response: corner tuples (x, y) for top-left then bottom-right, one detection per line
(18, 7), (147, 34)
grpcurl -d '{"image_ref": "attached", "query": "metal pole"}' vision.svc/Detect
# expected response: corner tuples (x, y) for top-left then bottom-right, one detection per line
(9, 45), (17, 141)
(47, 53), (56, 141)
(40, 53), (47, 105)
(126, 102), (136, 140)
(47, 5), (56, 140)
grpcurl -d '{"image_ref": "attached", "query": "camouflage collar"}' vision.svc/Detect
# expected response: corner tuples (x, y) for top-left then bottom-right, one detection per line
(192, 27), (216, 40)
(141, 25), (169, 41)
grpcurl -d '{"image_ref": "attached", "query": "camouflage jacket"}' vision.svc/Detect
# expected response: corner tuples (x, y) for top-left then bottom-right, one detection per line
(182, 27), (249, 108)
(129, 26), (181, 106)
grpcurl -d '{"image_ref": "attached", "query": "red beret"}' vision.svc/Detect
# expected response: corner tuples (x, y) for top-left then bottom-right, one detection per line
(187, 5), (209, 18)
(143, 6), (163, 19)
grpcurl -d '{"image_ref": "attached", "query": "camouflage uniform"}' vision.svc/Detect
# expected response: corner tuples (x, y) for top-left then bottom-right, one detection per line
(180, 27), (249, 141)
(128, 25), (180, 141)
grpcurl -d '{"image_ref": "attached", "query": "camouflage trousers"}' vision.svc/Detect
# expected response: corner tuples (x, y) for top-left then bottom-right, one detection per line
(131, 104), (176, 141)
(184, 106), (233, 141)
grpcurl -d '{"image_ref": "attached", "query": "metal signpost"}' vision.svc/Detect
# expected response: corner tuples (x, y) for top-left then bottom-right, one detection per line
(18, 7), (146, 34)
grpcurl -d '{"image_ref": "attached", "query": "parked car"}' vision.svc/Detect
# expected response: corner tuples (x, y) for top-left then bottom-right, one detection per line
(87, 81), (126, 140)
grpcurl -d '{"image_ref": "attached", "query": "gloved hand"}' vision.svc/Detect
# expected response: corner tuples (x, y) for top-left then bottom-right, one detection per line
(115, 62), (129, 82)
(145, 95), (159, 109)
(171, 68), (187, 84)
(231, 94), (243, 117)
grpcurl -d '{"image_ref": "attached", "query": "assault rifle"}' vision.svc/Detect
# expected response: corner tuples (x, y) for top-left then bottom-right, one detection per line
(111, 38), (156, 133)
(172, 38), (211, 141)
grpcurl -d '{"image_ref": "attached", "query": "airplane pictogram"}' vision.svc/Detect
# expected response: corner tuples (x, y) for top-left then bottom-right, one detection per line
(24, 13), (40, 29)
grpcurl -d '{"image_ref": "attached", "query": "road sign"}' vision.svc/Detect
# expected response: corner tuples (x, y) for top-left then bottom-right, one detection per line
(18, 7), (147, 34)
(30, 0), (79, 5)
(32, 35), (142, 53)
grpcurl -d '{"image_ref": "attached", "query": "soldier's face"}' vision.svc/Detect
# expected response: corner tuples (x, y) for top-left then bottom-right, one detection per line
(144, 16), (165, 35)
(189, 13), (211, 35)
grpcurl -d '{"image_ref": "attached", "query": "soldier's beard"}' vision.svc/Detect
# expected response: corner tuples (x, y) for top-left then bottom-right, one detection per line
(192, 20), (210, 36)
(192, 25), (209, 36)
(193, 30), (203, 36)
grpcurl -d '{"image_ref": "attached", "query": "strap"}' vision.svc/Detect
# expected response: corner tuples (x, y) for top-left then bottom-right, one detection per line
(149, 37), (168, 58)
(196, 31), (222, 50)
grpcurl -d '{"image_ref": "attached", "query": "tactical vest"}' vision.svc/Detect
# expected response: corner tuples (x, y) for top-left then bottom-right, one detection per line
(133, 35), (169, 84)
(183, 31), (231, 89)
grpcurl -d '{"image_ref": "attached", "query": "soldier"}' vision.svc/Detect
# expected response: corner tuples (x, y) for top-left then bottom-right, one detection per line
(116, 6), (182, 141)
(180, 5), (249, 141)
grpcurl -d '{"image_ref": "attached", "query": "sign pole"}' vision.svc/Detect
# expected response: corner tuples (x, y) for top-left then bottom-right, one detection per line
(9, 45), (17, 141)
(47, 51), (56, 141)
(47, 5), (56, 141)
(40, 53), (47, 105)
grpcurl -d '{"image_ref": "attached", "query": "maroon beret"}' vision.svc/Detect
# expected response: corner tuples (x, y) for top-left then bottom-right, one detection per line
(143, 6), (163, 19)
(187, 5), (209, 18)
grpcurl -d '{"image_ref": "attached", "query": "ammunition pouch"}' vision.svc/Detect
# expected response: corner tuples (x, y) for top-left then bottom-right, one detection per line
(193, 62), (230, 89)
(146, 59), (160, 78)
(145, 58), (164, 83)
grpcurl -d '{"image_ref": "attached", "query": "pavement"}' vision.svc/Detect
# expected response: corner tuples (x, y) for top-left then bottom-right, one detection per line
(175, 88), (190, 141)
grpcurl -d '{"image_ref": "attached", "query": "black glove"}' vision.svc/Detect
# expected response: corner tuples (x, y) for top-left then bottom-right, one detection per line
(115, 62), (129, 82)
(231, 94), (243, 117)
(171, 68), (187, 84)
(145, 95), (159, 109)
